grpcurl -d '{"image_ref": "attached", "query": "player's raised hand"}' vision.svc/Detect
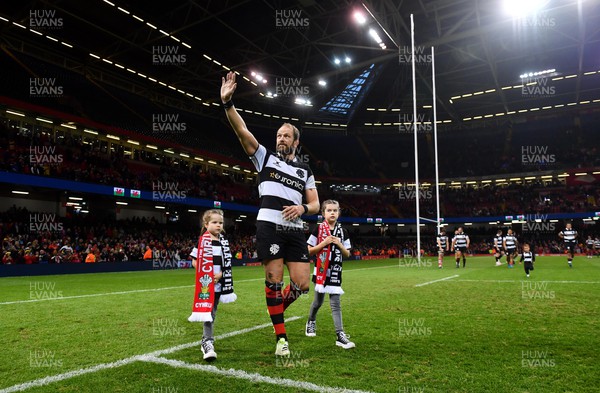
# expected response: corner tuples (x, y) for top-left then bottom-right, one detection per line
(221, 71), (237, 103)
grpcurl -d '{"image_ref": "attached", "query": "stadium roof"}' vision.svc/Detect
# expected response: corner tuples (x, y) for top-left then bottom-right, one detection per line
(1, 0), (599, 133)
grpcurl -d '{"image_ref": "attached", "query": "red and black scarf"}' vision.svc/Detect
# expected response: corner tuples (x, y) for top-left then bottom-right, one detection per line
(314, 221), (345, 295)
(188, 232), (236, 322)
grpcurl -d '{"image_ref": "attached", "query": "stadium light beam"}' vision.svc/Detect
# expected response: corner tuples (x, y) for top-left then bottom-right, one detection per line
(504, 0), (550, 17)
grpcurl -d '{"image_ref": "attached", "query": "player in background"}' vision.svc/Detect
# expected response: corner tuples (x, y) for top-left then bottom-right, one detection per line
(558, 222), (578, 268)
(437, 230), (449, 268)
(503, 229), (519, 268)
(585, 236), (594, 259)
(594, 236), (600, 257)
(519, 243), (535, 278)
(493, 229), (505, 266)
(452, 227), (470, 268)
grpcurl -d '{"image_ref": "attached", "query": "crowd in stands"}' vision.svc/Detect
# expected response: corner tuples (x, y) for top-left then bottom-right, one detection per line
(0, 206), (258, 265)
(3, 205), (598, 266)
(2, 122), (598, 223)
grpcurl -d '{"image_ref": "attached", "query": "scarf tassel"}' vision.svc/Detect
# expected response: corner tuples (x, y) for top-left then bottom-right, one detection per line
(188, 312), (213, 322)
(315, 284), (344, 295)
(219, 293), (237, 304)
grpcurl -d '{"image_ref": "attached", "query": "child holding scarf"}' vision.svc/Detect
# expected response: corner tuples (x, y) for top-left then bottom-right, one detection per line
(188, 209), (237, 361)
(305, 200), (354, 349)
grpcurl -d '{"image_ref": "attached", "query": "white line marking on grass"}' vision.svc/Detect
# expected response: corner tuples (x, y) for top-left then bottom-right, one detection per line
(0, 356), (145, 393)
(141, 355), (375, 393)
(0, 317), (301, 393)
(1, 265), (397, 307)
(455, 279), (600, 284)
(415, 274), (459, 287)
(147, 316), (301, 358)
(345, 264), (397, 273)
(0, 278), (264, 306)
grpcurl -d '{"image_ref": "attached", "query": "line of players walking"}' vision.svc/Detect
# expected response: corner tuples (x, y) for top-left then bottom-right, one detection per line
(436, 223), (599, 278)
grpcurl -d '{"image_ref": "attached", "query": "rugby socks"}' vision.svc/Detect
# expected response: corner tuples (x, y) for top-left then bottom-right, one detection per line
(462, 256), (466, 268)
(265, 281), (287, 341)
(282, 280), (306, 311)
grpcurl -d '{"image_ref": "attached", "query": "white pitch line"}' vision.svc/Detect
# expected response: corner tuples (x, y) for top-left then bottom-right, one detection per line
(414, 274), (459, 287)
(0, 278), (265, 306)
(455, 279), (600, 284)
(345, 264), (397, 273)
(141, 355), (375, 393)
(0, 317), (301, 393)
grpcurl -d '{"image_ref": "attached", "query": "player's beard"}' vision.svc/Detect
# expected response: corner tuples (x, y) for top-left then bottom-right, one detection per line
(276, 144), (295, 157)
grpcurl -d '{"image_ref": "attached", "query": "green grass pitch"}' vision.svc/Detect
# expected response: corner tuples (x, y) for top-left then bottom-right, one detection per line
(1, 256), (599, 393)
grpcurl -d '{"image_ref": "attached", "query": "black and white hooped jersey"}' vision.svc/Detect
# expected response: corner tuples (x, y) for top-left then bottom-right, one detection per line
(586, 239), (595, 247)
(595, 239), (600, 248)
(437, 235), (448, 249)
(494, 235), (504, 249)
(521, 251), (535, 264)
(250, 144), (316, 229)
(504, 235), (518, 249)
(454, 233), (469, 248)
(559, 228), (577, 242)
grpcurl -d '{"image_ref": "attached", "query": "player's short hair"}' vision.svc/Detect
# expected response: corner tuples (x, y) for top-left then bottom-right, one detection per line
(282, 123), (300, 141)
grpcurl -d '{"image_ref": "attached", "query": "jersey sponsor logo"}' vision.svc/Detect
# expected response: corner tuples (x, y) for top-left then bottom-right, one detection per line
(268, 170), (304, 192)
